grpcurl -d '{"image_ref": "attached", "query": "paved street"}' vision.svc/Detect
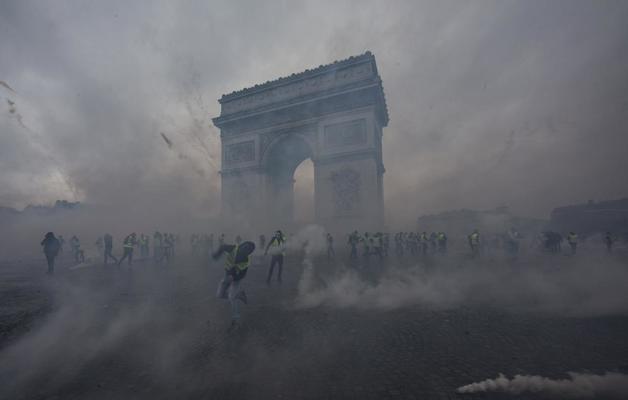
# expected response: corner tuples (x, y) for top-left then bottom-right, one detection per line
(1, 253), (627, 399)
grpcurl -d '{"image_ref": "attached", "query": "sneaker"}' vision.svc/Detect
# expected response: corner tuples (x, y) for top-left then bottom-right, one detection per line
(235, 290), (248, 304)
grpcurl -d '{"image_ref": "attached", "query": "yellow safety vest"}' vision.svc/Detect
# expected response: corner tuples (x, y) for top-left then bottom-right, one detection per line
(123, 236), (135, 248)
(269, 236), (285, 255)
(226, 245), (249, 272)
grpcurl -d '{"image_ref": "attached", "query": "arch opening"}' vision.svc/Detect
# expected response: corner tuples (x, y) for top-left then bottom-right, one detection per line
(293, 159), (315, 225)
(264, 135), (314, 228)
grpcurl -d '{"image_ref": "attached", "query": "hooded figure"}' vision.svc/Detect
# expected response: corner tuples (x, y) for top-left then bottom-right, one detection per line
(41, 232), (61, 274)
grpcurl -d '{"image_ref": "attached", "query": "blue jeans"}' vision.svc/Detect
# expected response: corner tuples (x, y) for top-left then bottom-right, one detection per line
(216, 275), (242, 322)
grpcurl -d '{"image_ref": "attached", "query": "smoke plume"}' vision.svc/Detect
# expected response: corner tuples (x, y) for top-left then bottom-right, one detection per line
(295, 253), (628, 316)
(457, 372), (628, 398)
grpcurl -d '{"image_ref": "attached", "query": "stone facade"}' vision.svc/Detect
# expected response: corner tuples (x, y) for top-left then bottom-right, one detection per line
(213, 52), (388, 232)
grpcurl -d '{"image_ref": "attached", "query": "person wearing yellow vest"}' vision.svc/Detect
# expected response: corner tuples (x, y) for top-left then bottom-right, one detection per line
(264, 230), (286, 285)
(213, 241), (255, 329)
(567, 232), (578, 255)
(420, 232), (429, 256)
(468, 229), (480, 258)
(437, 232), (448, 254)
(118, 233), (137, 267)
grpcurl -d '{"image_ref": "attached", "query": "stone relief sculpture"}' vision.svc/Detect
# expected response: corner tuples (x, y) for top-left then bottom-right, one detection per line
(330, 168), (361, 215)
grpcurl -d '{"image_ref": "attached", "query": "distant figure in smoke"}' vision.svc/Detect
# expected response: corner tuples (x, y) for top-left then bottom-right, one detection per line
(118, 233), (137, 267)
(103, 233), (118, 265)
(153, 231), (163, 262)
(191, 234), (199, 255)
(383, 233), (389, 257)
(394, 232), (404, 257)
(139, 234), (149, 258)
(468, 229), (481, 257)
(163, 233), (173, 262)
(567, 231), (578, 255)
(265, 230), (286, 284)
(362, 232), (371, 259)
(213, 241), (255, 330)
(235, 235), (242, 245)
(437, 232), (448, 254)
(70, 235), (85, 263)
(373, 232), (384, 260)
(541, 231), (563, 253)
(604, 232), (614, 254)
(259, 234), (266, 251)
(429, 232), (438, 254)
(58, 235), (65, 255)
(348, 230), (360, 259)
(40, 232), (61, 274)
(95, 236), (104, 254)
(506, 228), (521, 256)
(326, 233), (335, 260)
(420, 232), (429, 256)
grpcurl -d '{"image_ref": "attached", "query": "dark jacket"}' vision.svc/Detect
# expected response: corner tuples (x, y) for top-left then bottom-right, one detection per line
(41, 235), (61, 256)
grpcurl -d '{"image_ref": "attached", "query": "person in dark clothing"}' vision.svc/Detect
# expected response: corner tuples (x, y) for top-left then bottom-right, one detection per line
(58, 235), (65, 255)
(326, 233), (335, 260)
(264, 230), (286, 284)
(103, 233), (118, 265)
(348, 231), (359, 260)
(41, 232), (61, 274)
(213, 241), (255, 330)
(604, 232), (614, 254)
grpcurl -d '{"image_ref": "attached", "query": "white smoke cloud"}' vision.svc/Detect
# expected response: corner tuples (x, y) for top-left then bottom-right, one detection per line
(457, 372), (628, 398)
(287, 225), (327, 299)
(294, 254), (628, 316)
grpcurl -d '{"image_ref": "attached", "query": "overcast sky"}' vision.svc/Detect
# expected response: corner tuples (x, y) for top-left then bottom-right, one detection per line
(1, 0), (627, 223)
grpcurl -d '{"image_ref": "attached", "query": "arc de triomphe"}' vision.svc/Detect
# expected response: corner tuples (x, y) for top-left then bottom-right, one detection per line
(212, 52), (388, 232)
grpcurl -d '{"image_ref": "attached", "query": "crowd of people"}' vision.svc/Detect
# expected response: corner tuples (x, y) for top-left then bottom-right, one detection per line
(38, 231), (181, 273)
(38, 226), (624, 330)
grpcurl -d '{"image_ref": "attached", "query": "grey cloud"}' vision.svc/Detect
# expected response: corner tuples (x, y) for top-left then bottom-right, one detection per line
(1, 0), (627, 225)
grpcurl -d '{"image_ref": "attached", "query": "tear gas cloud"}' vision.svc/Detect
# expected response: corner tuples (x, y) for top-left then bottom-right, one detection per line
(294, 225), (628, 317)
(457, 372), (628, 398)
(1, 0), (628, 230)
(2, 2), (628, 399)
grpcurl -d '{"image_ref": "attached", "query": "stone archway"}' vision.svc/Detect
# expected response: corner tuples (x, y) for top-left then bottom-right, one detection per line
(263, 133), (313, 228)
(213, 52), (388, 232)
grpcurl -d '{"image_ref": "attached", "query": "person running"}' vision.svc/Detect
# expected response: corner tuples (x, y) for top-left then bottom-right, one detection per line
(103, 233), (118, 265)
(213, 241), (255, 331)
(118, 233), (137, 267)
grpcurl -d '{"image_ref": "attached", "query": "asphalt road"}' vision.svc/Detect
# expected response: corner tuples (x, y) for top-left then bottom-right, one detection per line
(1, 251), (627, 400)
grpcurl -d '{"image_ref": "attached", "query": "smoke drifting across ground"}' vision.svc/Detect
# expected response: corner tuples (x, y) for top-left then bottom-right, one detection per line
(457, 372), (628, 398)
(0, 263), (220, 398)
(293, 232), (628, 317)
